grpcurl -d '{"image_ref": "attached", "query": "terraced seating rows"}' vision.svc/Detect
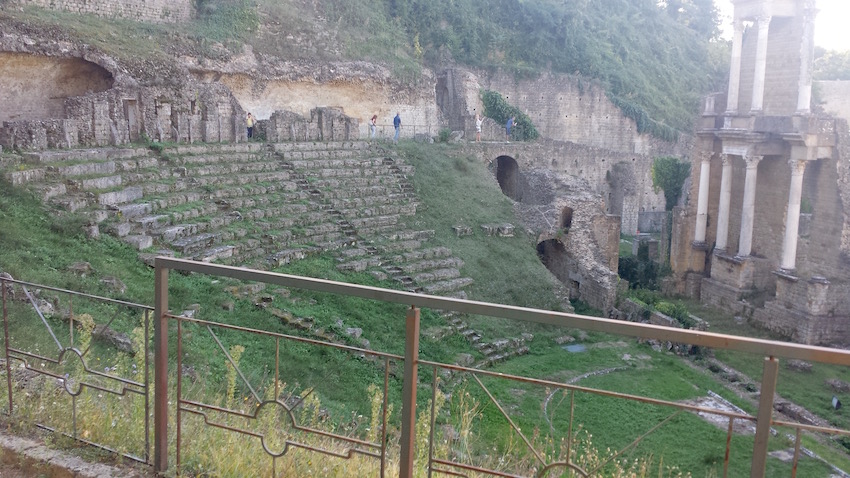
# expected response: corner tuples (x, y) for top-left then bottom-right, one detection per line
(7, 141), (474, 297)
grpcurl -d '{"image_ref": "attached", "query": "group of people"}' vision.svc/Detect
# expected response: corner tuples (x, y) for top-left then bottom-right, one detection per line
(476, 113), (516, 142)
(369, 113), (402, 144)
(245, 111), (515, 143)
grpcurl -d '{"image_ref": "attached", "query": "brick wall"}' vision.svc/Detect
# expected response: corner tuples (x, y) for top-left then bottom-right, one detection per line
(15, 0), (194, 23)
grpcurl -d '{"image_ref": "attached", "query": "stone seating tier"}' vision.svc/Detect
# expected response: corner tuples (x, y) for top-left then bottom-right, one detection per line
(6, 141), (473, 297)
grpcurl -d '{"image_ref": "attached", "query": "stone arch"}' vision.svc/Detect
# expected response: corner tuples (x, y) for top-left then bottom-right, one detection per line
(0, 52), (114, 123)
(536, 239), (580, 300)
(496, 155), (520, 201)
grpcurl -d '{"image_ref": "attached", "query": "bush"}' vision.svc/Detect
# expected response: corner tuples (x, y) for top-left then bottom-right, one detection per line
(481, 90), (539, 141)
(438, 128), (452, 143)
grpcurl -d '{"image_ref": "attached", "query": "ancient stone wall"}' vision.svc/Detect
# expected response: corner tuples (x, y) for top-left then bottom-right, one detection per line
(266, 108), (360, 142)
(2, 82), (245, 150)
(13, 0), (194, 23)
(0, 52), (114, 124)
(440, 68), (691, 158)
(461, 140), (665, 235)
(212, 72), (439, 141)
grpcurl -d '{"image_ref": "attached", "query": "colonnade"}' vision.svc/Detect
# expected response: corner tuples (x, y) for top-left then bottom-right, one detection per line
(692, 153), (808, 273)
(724, 4), (816, 115)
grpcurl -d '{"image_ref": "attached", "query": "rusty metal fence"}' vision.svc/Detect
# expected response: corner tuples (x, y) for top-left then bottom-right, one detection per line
(1, 277), (152, 463)
(5, 258), (850, 477)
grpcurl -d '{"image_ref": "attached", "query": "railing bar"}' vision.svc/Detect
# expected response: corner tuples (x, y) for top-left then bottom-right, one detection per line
(566, 390), (574, 468)
(179, 405), (381, 449)
(144, 309), (150, 464)
(176, 318), (183, 471)
(34, 424), (147, 464)
(428, 365), (438, 478)
(205, 325), (261, 404)
(424, 360), (754, 421)
(5, 278), (151, 310)
(430, 458), (524, 477)
(3, 279), (13, 415)
(155, 257), (850, 365)
(69, 298), (74, 349)
(771, 420), (850, 436)
(10, 354), (146, 389)
(380, 356), (389, 478)
(724, 418), (733, 478)
(792, 428), (802, 478)
(172, 314), (403, 360)
(72, 394), (77, 438)
(471, 373), (545, 465)
(21, 285), (63, 351)
(275, 338), (280, 400)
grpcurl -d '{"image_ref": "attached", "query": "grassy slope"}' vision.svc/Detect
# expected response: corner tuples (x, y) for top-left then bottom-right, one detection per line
(0, 144), (843, 476)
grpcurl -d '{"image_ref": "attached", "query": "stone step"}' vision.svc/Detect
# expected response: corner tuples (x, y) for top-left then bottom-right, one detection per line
(329, 193), (414, 210)
(269, 141), (371, 154)
(165, 142), (266, 156)
(323, 186), (408, 200)
(305, 176), (401, 190)
(164, 151), (260, 166)
(380, 240), (423, 253)
(383, 230), (435, 242)
(169, 232), (224, 255)
(392, 247), (453, 263)
(21, 146), (151, 164)
(422, 277), (474, 295)
(399, 257), (464, 274)
(287, 157), (390, 170)
(412, 268), (461, 284)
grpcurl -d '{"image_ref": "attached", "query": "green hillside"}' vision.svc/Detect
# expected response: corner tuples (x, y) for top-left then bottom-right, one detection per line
(0, 0), (728, 139)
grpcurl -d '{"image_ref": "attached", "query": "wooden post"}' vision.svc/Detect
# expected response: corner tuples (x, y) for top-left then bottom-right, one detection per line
(399, 306), (420, 478)
(751, 356), (778, 478)
(153, 260), (169, 473)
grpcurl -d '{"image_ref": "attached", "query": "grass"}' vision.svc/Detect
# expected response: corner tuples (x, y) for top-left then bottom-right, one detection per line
(2, 142), (849, 476)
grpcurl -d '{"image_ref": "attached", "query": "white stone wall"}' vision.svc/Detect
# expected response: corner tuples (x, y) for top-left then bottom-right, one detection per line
(16, 0), (194, 23)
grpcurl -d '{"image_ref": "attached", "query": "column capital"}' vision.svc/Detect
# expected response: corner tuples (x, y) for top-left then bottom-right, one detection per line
(756, 15), (772, 26)
(743, 154), (763, 169)
(788, 159), (807, 176)
(698, 151), (712, 164)
(732, 19), (745, 34)
(721, 153), (732, 166)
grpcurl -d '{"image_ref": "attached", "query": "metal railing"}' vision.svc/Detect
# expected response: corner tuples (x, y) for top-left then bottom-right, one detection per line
(1, 277), (153, 463)
(5, 258), (850, 477)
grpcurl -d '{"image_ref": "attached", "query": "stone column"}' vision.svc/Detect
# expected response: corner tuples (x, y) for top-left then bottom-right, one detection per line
(693, 152), (712, 245)
(751, 16), (772, 113)
(715, 154), (733, 251)
(738, 154), (763, 257)
(780, 160), (808, 271)
(797, 5), (817, 113)
(726, 20), (744, 114)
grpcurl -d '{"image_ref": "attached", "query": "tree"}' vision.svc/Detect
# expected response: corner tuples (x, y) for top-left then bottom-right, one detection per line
(651, 156), (691, 210)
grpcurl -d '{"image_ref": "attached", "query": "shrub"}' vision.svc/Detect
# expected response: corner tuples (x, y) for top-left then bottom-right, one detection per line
(481, 90), (539, 141)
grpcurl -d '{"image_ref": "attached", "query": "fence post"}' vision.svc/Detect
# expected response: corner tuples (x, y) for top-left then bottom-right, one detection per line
(750, 356), (778, 478)
(153, 260), (170, 473)
(399, 306), (420, 478)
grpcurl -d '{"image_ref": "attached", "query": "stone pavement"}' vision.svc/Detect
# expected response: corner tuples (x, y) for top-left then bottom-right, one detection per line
(0, 431), (150, 477)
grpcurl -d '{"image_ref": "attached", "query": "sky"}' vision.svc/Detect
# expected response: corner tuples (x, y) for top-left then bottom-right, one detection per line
(714, 0), (850, 51)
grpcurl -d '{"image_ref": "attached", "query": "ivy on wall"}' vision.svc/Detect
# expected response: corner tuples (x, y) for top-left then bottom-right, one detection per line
(651, 156), (691, 211)
(481, 90), (539, 141)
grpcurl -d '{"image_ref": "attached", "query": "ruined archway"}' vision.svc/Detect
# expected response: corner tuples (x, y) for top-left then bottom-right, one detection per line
(496, 155), (520, 201)
(537, 239), (580, 299)
(0, 52), (114, 124)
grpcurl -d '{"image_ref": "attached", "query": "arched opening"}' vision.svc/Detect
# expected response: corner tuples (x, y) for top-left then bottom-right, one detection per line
(495, 155), (520, 201)
(0, 52), (114, 123)
(559, 207), (574, 230)
(537, 239), (580, 300)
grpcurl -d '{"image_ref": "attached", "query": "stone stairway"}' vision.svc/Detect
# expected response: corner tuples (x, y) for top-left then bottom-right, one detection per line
(6, 142), (473, 298)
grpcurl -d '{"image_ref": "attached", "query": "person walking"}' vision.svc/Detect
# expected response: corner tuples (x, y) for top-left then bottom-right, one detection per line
(393, 112), (401, 143)
(475, 113), (483, 142)
(505, 116), (515, 142)
(370, 115), (378, 139)
(246, 112), (255, 139)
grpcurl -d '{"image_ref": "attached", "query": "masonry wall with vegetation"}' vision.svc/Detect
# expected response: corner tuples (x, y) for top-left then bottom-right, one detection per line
(12, 0), (194, 23)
